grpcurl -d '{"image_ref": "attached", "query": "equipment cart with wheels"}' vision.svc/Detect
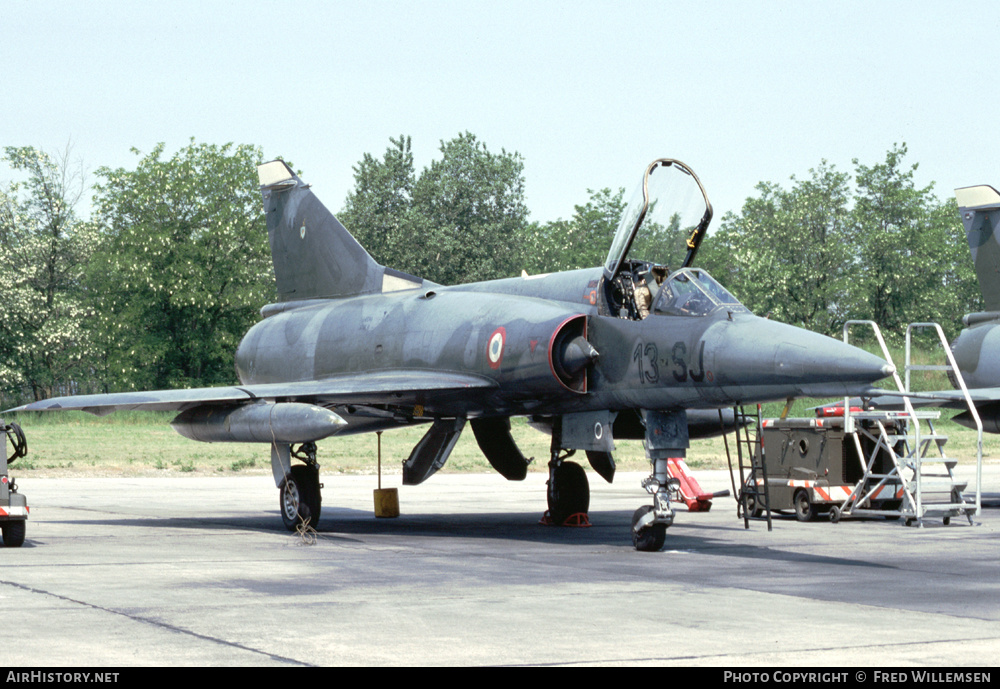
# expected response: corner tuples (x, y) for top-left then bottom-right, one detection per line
(744, 413), (905, 522)
(1, 419), (29, 547)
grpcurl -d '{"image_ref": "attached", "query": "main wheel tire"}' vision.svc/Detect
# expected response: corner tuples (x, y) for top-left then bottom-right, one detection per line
(631, 505), (666, 552)
(280, 465), (322, 531)
(794, 489), (816, 522)
(547, 461), (589, 525)
(1, 520), (26, 547)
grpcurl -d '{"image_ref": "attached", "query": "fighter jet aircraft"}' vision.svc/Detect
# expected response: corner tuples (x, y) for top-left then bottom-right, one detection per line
(943, 184), (1000, 431)
(8, 158), (893, 550)
(861, 184), (1000, 433)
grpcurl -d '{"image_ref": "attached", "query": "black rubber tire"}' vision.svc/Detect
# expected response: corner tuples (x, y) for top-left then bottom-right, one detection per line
(631, 505), (666, 552)
(794, 489), (816, 522)
(829, 505), (842, 523)
(547, 461), (589, 525)
(743, 494), (763, 518)
(280, 465), (322, 531)
(1, 520), (26, 547)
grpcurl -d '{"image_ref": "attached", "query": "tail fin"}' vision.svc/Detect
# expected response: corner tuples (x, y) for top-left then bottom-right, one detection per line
(257, 160), (423, 302)
(956, 185), (1000, 311)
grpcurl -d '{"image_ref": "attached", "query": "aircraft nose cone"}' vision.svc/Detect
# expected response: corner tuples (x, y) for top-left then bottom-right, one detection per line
(784, 333), (893, 394)
(709, 317), (893, 399)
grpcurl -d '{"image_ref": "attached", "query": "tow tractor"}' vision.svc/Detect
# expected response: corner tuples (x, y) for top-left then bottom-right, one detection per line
(1, 419), (28, 547)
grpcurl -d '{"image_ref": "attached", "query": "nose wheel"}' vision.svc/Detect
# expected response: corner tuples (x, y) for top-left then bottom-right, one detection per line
(631, 410), (687, 551)
(632, 470), (676, 551)
(631, 505), (667, 552)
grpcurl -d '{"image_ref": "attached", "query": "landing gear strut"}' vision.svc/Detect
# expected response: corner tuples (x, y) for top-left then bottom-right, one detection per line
(544, 417), (591, 525)
(277, 442), (322, 531)
(631, 410), (688, 552)
(633, 457), (677, 551)
(546, 452), (590, 525)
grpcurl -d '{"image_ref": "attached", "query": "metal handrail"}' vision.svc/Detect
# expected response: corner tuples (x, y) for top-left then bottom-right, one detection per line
(843, 320), (923, 519)
(906, 323), (983, 515)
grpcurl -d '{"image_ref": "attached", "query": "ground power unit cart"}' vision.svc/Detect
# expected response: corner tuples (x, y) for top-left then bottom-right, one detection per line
(1, 420), (28, 547)
(745, 412), (905, 522)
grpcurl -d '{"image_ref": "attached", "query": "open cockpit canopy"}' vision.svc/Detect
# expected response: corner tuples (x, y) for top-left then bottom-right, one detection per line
(603, 159), (713, 281)
(602, 160), (724, 320)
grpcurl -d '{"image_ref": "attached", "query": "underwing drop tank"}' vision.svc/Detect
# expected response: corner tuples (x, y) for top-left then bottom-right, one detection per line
(171, 402), (347, 443)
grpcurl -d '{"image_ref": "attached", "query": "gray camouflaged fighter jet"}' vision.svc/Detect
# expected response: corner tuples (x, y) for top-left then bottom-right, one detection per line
(861, 184), (1000, 433)
(9, 158), (894, 550)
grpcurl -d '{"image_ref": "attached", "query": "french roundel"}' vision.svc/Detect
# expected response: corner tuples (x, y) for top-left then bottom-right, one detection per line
(487, 327), (506, 369)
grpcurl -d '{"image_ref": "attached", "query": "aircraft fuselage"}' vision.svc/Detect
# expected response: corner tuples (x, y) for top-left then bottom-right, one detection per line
(234, 266), (891, 435)
(950, 316), (1000, 390)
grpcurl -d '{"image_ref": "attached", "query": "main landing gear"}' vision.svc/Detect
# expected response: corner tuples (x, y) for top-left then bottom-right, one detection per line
(542, 415), (598, 527)
(541, 411), (686, 551)
(266, 414), (687, 553)
(546, 452), (590, 526)
(544, 442), (679, 551)
(277, 442), (322, 531)
(1, 420), (29, 548)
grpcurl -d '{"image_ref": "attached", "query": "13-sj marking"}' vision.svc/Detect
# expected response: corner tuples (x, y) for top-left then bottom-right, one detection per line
(635, 340), (706, 384)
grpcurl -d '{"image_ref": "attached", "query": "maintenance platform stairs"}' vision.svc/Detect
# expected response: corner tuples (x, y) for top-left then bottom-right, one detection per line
(836, 321), (981, 526)
(724, 321), (982, 527)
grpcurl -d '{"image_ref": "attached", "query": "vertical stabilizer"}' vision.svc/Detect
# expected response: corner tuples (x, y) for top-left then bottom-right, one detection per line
(257, 160), (423, 302)
(956, 185), (1000, 311)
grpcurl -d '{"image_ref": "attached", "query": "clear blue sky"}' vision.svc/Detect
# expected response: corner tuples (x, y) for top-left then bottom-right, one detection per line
(5, 1), (1000, 228)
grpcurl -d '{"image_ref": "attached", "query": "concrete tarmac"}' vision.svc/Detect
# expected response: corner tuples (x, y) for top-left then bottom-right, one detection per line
(2, 467), (998, 667)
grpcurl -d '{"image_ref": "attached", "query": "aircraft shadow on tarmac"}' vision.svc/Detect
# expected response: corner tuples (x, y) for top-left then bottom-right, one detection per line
(41, 507), (899, 571)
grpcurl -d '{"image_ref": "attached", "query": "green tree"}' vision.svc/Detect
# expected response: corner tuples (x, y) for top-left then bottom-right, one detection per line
(521, 187), (626, 275)
(410, 132), (529, 284)
(341, 133), (531, 285)
(849, 144), (974, 338)
(339, 135), (416, 271)
(700, 161), (853, 335)
(701, 146), (977, 342)
(87, 140), (272, 391)
(520, 218), (569, 275)
(0, 145), (97, 404)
